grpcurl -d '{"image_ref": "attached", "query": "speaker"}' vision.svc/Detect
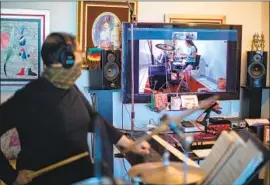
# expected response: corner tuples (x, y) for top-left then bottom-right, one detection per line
(102, 50), (121, 90)
(246, 51), (267, 88)
(89, 49), (121, 90)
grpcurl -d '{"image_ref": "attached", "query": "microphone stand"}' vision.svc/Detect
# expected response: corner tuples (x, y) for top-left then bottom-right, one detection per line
(197, 102), (221, 133)
(127, 1), (136, 132)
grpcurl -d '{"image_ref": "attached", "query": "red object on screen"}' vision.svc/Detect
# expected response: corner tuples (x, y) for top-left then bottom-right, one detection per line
(218, 78), (226, 90)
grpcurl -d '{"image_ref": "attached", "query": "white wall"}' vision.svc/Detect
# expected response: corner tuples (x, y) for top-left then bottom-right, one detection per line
(0, 2), (77, 34)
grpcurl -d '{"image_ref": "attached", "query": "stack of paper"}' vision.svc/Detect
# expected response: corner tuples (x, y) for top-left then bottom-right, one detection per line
(200, 131), (263, 185)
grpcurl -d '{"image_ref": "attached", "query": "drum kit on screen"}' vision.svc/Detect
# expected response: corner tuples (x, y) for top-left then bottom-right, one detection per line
(147, 43), (190, 93)
(155, 43), (187, 71)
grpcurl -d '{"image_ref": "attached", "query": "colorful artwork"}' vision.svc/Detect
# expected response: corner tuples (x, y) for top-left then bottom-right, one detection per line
(0, 9), (50, 89)
(77, 1), (137, 53)
(92, 12), (121, 50)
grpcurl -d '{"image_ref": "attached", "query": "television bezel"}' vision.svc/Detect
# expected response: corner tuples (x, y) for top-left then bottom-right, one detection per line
(122, 22), (242, 103)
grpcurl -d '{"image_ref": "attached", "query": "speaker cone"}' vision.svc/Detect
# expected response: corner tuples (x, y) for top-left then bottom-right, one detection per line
(253, 54), (262, 62)
(248, 62), (265, 79)
(104, 62), (119, 81)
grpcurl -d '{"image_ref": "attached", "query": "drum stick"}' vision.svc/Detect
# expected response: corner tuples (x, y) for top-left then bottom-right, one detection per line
(28, 152), (89, 179)
(123, 95), (219, 153)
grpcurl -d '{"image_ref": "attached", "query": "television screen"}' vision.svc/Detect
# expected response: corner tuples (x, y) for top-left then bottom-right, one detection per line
(122, 23), (242, 103)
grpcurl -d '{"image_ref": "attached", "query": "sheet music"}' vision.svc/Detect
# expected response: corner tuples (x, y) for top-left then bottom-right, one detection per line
(201, 131), (237, 175)
(193, 149), (211, 158)
(201, 131), (263, 185)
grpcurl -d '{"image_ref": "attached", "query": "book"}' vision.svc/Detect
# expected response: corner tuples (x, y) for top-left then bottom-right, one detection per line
(200, 130), (264, 185)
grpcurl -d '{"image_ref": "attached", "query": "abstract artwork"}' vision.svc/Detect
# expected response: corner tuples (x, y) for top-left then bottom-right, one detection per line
(1, 9), (50, 90)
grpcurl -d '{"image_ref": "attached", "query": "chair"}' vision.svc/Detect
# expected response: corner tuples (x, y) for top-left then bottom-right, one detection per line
(190, 55), (201, 79)
(192, 55), (201, 70)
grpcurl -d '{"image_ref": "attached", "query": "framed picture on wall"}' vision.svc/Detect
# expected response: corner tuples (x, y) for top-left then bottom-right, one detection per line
(164, 14), (226, 24)
(76, 1), (137, 53)
(0, 9), (50, 90)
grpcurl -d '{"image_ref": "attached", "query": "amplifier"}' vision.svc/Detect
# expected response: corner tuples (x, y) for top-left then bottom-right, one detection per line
(208, 117), (231, 133)
(208, 123), (231, 132)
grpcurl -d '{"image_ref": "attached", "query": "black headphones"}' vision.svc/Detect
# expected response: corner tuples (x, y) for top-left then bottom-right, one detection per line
(52, 33), (76, 68)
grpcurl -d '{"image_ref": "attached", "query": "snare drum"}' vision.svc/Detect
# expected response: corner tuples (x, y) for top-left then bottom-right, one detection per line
(172, 61), (184, 71)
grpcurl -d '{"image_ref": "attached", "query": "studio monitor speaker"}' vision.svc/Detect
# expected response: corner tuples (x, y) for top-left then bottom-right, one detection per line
(89, 49), (121, 90)
(246, 51), (267, 88)
(102, 50), (121, 90)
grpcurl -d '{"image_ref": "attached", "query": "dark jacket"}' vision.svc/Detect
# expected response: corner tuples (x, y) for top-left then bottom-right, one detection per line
(0, 77), (123, 185)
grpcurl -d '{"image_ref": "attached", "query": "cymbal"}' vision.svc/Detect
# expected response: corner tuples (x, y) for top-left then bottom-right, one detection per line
(72, 177), (131, 185)
(129, 162), (205, 185)
(156, 44), (175, 51)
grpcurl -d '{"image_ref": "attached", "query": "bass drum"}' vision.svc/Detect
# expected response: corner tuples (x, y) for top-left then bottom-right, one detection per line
(72, 177), (132, 185)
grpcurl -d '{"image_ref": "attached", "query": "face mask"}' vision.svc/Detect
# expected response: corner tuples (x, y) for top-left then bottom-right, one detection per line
(42, 62), (82, 89)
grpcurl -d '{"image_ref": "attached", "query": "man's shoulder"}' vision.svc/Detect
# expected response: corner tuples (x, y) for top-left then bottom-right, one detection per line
(23, 77), (48, 90)
(15, 77), (53, 96)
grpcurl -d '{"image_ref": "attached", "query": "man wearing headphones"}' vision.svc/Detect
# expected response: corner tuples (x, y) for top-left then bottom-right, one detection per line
(0, 32), (150, 185)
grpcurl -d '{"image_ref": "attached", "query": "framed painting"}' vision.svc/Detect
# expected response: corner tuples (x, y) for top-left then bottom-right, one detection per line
(165, 14), (226, 24)
(77, 1), (137, 52)
(0, 9), (50, 90)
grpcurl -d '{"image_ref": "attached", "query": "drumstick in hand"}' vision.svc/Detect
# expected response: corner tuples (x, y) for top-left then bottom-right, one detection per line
(27, 152), (89, 179)
(123, 95), (219, 153)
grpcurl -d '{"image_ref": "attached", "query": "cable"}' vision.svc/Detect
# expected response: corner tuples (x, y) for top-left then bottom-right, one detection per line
(122, 158), (129, 174)
(167, 134), (192, 154)
(121, 93), (124, 130)
(149, 118), (158, 126)
(123, 104), (145, 129)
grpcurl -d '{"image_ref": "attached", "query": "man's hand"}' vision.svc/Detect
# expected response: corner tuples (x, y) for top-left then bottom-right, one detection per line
(133, 141), (150, 155)
(117, 135), (151, 155)
(13, 170), (33, 185)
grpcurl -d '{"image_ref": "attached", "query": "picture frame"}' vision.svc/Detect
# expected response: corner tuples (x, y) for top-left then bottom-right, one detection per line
(0, 9), (50, 90)
(264, 125), (270, 145)
(164, 14), (226, 25)
(76, 1), (137, 53)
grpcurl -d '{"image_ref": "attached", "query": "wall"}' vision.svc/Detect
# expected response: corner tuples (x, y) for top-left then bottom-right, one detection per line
(1, 0), (269, 179)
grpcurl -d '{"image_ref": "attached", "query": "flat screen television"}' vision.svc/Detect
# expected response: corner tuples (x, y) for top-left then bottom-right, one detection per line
(122, 23), (242, 103)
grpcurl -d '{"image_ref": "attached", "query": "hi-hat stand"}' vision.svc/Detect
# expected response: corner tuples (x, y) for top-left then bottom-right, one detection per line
(127, 1), (136, 132)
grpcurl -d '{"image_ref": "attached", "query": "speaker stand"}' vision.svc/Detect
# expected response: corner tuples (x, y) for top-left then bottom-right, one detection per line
(240, 86), (262, 119)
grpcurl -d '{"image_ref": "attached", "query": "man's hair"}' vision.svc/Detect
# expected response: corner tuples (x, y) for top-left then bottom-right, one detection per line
(41, 32), (75, 66)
